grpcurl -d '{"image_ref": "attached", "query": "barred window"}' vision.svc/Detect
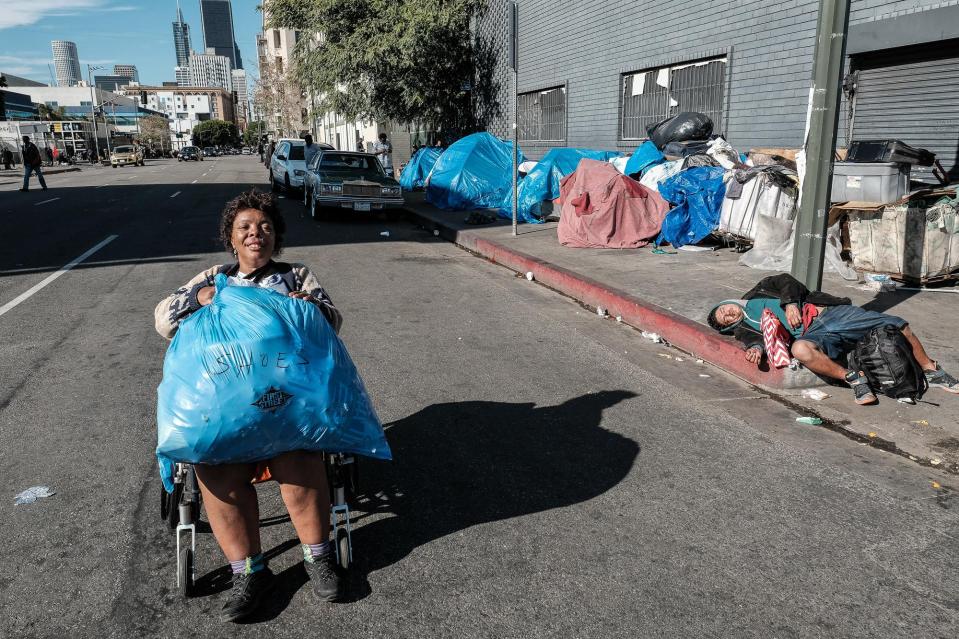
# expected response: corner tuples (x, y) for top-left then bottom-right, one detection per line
(518, 86), (566, 142)
(621, 57), (726, 140)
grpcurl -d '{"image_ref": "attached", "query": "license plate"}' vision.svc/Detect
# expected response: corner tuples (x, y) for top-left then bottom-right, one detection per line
(353, 201), (371, 211)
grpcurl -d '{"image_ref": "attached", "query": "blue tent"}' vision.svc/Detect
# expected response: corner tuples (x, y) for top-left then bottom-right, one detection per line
(623, 140), (665, 177)
(499, 147), (624, 223)
(655, 166), (727, 248)
(399, 146), (443, 191)
(425, 133), (525, 211)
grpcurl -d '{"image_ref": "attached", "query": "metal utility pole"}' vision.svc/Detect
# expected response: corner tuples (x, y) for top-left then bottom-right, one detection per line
(509, 2), (519, 237)
(791, 0), (851, 291)
(87, 65), (104, 162)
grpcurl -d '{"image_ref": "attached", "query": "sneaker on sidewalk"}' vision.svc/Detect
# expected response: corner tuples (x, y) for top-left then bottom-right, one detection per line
(220, 568), (274, 623)
(925, 364), (959, 393)
(845, 370), (877, 405)
(304, 552), (344, 602)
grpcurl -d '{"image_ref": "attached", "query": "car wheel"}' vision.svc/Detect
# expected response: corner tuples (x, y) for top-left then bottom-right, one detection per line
(284, 174), (291, 193)
(310, 195), (321, 220)
(303, 185), (310, 210)
(270, 171), (278, 192)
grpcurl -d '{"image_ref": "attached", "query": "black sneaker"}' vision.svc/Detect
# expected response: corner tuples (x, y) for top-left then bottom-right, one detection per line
(845, 370), (877, 405)
(925, 364), (959, 393)
(220, 568), (274, 623)
(304, 552), (344, 602)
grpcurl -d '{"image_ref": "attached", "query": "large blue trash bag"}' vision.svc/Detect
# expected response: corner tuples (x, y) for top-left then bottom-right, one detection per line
(623, 140), (665, 177)
(156, 274), (391, 492)
(655, 166), (727, 248)
(399, 146), (443, 191)
(425, 132), (524, 211)
(499, 147), (623, 223)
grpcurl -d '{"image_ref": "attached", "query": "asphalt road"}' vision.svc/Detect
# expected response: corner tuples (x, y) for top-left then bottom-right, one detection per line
(1, 157), (957, 638)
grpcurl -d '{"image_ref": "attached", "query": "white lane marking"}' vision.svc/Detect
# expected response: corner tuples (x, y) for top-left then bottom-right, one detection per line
(170, 191), (181, 198)
(191, 179), (198, 184)
(34, 197), (61, 206)
(0, 235), (119, 318)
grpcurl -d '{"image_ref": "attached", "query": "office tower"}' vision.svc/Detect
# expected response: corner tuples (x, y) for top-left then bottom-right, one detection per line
(113, 64), (139, 83)
(199, 0), (242, 70)
(189, 51), (233, 91)
(51, 40), (82, 87)
(172, 1), (192, 67)
(231, 68), (248, 121)
(175, 66), (192, 87)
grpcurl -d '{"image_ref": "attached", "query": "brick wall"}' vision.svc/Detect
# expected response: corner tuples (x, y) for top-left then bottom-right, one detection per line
(475, 0), (959, 160)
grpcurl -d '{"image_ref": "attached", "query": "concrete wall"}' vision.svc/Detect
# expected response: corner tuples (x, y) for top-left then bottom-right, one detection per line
(476, 0), (959, 159)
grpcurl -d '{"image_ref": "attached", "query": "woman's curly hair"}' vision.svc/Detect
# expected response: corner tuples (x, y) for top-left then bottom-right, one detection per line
(219, 189), (286, 256)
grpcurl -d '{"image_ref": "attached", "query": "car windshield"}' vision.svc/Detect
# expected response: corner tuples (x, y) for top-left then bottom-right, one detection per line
(114, 146), (133, 153)
(318, 153), (380, 173)
(288, 145), (305, 161)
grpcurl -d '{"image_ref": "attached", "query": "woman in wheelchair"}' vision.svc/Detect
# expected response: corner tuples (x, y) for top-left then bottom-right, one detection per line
(155, 190), (345, 622)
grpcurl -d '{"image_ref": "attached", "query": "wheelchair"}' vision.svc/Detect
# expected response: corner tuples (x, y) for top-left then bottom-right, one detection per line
(159, 452), (360, 597)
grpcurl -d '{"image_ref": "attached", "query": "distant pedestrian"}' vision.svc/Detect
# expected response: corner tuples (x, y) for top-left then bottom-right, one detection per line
(303, 134), (319, 167)
(373, 132), (393, 177)
(356, 139), (364, 153)
(44, 146), (54, 166)
(2, 147), (12, 170)
(265, 141), (275, 168)
(20, 136), (48, 192)
(257, 142), (264, 161)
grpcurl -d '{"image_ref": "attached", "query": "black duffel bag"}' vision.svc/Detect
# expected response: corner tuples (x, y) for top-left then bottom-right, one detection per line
(646, 112), (713, 150)
(848, 325), (928, 402)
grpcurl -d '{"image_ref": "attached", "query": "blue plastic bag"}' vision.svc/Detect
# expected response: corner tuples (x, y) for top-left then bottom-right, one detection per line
(399, 146), (443, 191)
(425, 132), (524, 211)
(156, 274), (390, 492)
(655, 166), (727, 248)
(499, 147), (623, 223)
(623, 141), (664, 177)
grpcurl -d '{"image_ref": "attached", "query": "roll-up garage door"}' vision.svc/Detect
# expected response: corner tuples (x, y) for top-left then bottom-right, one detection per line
(849, 40), (959, 184)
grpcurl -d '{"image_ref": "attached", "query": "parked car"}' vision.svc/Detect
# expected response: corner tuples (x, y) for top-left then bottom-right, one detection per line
(302, 150), (404, 219)
(269, 138), (308, 193)
(179, 146), (202, 162)
(202, 146), (217, 157)
(110, 144), (144, 168)
(241, 146), (252, 155)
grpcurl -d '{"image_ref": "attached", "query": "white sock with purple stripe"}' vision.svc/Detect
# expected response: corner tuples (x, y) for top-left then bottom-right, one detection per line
(302, 540), (331, 563)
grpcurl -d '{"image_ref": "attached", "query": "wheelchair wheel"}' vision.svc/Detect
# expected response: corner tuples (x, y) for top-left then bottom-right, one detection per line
(177, 545), (194, 598)
(167, 481), (183, 530)
(336, 528), (351, 571)
(160, 484), (170, 521)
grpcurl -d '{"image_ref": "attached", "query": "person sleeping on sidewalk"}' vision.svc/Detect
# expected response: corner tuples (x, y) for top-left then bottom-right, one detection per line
(705, 273), (959, 405)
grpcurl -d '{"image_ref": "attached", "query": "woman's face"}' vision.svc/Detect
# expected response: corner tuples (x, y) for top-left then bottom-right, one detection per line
(231, 208), (276, 265)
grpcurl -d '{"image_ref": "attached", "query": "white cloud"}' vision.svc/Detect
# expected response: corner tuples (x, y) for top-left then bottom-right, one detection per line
(0, 1), (109, 30)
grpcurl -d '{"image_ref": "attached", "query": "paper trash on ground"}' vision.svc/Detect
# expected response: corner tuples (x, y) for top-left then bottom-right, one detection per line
(15, 486), (55, 505)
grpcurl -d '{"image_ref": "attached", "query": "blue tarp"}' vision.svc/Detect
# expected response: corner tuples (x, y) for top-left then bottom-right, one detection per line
(655, 166), (727, 248)
(425, 132), (524, 211)
(624, 140), (665, 177)
(499, 147), (623, 223)
(399, 146), (443, 191)
(156, 275), (391, 492)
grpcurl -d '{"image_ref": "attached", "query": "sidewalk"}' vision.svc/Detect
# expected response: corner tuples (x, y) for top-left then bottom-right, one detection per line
(402, 192), (959, 472)
(0, 165), (82, 185)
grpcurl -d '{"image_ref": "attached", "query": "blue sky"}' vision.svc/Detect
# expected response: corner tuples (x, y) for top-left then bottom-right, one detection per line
(0, 1), (263, 86)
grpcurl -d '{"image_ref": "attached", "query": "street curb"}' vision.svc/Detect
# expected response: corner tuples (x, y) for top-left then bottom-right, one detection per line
(403, 203), (806, 390)
(0, 166), (81, 180)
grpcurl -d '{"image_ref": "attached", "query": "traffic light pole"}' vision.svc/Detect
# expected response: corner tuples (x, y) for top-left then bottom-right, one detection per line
(790, 0), (851, 290)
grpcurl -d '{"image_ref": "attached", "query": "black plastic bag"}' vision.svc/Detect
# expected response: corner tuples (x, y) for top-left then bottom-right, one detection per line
(647, 112), (714, 150)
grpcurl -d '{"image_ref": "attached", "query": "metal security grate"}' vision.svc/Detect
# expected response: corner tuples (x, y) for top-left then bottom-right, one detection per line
(621, 58), (726, 140)
(518, 86), (566, 142)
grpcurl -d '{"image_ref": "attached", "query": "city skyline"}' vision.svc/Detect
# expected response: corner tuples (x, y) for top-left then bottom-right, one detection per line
(0, 1), (261, 88)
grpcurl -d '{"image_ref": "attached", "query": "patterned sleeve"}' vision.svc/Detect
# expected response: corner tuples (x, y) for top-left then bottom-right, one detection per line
(294, 264), (343, 334)
(154, 266), (220, 340)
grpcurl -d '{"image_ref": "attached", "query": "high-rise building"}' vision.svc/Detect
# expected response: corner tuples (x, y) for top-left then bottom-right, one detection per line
(113, 64), (139, 83)
(51, 40), (82, 87)
(231, 68), (248, 125)
(175, 66), (192, 87)
(172, 2), (192, 67)
(199, 0), (242, 70)
(94, 75), (133, 92)
(189, 50), (233, 92)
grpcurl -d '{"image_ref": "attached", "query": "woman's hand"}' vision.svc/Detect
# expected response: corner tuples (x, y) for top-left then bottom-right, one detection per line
(289, 291), (317, 303)
(784, 303), (802, 328)
(197, 286), (215, 306)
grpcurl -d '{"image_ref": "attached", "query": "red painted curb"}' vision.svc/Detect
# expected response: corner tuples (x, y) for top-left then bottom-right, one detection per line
(408, 206), (787, 389)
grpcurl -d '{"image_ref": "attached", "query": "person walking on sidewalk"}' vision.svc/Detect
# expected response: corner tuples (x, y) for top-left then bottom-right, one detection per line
(2, 147), (13, 170)
(706, 273), (959, 404)
(19, 136), (48, 192)
(373, 132), (393, 177)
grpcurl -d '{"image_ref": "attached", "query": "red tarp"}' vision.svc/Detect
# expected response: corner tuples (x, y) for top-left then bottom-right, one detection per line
(556, 159), (668, 248)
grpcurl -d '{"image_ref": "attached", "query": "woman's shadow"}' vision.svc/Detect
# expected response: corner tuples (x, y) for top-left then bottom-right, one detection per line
(244, 389), (639, 619)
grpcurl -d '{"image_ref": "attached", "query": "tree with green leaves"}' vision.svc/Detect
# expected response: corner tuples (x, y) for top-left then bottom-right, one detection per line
(243, 121), (266, 146)
(139, 115), (171, 151)
(264, 0), (501, 142)
(192, 119), (238, 147)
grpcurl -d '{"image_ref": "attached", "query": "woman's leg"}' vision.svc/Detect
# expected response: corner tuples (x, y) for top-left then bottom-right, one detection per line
(194, 462), (261, 561)
(268, 450), (330, 545)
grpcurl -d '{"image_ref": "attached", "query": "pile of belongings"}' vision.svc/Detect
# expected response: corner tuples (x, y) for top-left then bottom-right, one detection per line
(156, 275), (391, 492)
(400, 146), (443, 191)
(556, 159), (668, 248)
(426, 132), (524, 211)
(500, 147), (624, 223)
